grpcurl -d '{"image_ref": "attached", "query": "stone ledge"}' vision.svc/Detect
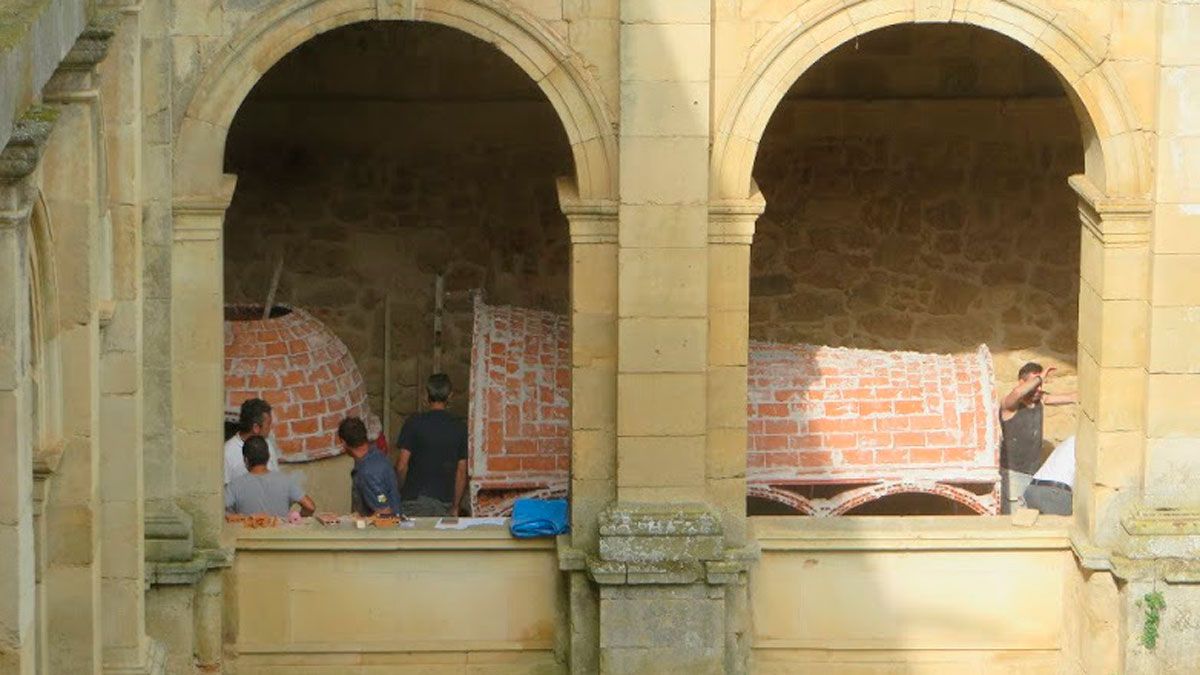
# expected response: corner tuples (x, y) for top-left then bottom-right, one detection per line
(146, 548), (231, 587)
(752, 515), (1072, 551)
(229, 518), (555, 552)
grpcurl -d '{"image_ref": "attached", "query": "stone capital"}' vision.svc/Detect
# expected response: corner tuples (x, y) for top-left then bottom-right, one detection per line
(709, 184), (765, 245)
(556, 177), (618, 244)
(588, 502), (755, 586)
(173, 174), (238, 242)
(1069, 174), (1152, 247)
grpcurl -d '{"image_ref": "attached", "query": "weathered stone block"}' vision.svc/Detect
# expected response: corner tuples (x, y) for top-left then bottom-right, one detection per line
(600, 535), (724, 564)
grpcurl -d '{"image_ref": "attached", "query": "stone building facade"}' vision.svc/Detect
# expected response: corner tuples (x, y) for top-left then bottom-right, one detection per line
(1, 1), (1199, 674)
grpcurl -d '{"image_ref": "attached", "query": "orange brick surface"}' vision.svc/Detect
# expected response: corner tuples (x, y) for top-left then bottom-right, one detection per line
(468, 300), (1001, 516)
(225, 305), (370, 462)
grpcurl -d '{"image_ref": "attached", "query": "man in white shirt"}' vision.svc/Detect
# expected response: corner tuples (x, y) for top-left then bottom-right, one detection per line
(224, 398), (281, 484)
(1022, 435), (1074, 516)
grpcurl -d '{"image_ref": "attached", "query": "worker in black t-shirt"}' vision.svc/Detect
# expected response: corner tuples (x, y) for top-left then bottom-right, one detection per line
(394, 373), (469, 516)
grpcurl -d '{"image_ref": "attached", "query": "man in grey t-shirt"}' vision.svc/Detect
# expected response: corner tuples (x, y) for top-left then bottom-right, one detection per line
(225, 436), (315, 517)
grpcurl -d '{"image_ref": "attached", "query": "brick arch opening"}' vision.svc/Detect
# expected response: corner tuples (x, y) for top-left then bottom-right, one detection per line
(220, 21), (575, 512)
(746, 23), (1084, 516)
(830, 482), (991, 516)
(747, 485), (816, 516)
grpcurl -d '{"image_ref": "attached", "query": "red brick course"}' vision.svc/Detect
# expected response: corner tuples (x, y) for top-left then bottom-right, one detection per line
(224, 305), (370, 462)
(468, 298), (570, 515)
(477, 301), (1002, 515)
(747, 341), (999, 482)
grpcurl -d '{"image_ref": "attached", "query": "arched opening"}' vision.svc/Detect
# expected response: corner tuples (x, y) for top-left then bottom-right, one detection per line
(746, 24), (1086, 516)
(840, 492), (975, 516)
(221, 21), (574, 514)
(27, 193), (62, 455)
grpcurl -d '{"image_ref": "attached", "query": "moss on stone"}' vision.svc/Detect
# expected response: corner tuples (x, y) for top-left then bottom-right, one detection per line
(0, 0), (54, 52)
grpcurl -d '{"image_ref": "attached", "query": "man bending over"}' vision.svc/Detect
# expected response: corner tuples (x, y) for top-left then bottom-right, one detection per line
(340, 416), (404, 517)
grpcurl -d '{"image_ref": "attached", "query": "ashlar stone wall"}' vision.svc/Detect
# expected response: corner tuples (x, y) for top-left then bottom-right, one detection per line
(222, 23), (573, 436)
(751, 25), (1084, 448)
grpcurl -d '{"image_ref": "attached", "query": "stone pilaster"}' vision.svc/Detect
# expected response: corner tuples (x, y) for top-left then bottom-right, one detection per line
(152, 175), (236, 673)
(1107, 14), (1200, 673)
(97, 3), (153, 672)
(1068, 175), (1152, 548)
(588, 503), (753, 674)
(706, 191), (763, 548)
(0, 107), (55, 675)
(615, 0), (711, 506)
(557, 178), (618, 672)
(39, 19), (116, 673)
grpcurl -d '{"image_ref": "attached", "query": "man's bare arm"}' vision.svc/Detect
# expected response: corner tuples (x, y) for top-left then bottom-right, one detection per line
(452, 459), (467, 517)
(296, 495), (316, 516)
(394, 449), (411, 489)
(1001, 376), (1042, 412)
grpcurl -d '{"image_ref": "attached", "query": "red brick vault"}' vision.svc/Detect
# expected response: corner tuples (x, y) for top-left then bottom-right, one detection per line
(225, 305), (371, 462)
(469, 300), (1000, 516)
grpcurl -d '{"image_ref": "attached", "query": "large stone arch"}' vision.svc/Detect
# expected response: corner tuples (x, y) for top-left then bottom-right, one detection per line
(174, 0), (616, 202)
(712, 0), (1150, 201)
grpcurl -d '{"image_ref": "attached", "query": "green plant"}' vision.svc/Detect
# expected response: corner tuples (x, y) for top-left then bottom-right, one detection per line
(1139, 590), (1166, 650)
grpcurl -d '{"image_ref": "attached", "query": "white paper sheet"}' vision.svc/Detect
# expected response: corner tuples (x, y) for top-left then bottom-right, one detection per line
(434, 517), (508, 530)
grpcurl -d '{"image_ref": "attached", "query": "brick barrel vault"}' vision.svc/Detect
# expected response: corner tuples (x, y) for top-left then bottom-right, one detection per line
(468, 300), (1000, 516)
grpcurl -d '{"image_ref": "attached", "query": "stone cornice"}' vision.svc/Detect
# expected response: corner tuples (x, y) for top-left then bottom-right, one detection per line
(61, 12), (119, 71)
(0, 106), (59, 186)
(556, 177), (617, 244)
(173, 174), (238, 242)
(709, 185), (765, 245)
(1069, 174), (1152, 247)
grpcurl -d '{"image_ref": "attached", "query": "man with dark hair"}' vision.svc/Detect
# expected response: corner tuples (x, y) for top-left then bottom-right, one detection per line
(394, 374), (469, 516)
(999, 362), (1077, 513)
(223, 398), (280, 485)
(340, 416), (403, 517)
(225, 435), (315, 517)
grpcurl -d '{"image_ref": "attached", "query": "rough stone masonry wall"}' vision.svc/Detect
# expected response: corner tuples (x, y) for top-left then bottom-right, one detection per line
(222, 23), (573, 441)
(751, 26), (1085, 450)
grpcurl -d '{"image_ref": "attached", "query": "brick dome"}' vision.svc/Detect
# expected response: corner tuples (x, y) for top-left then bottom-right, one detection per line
(224, 304), (369, 462)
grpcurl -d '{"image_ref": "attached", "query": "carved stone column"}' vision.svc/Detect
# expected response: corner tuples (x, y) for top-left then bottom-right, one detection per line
(149, 175), (237, 674)
(1068, 175), (1152, 549)
(555, 178), (618, 672)
(0, 107), (55, 675)
(39, 18), (116, 673)
(95, 3), (155, 672)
